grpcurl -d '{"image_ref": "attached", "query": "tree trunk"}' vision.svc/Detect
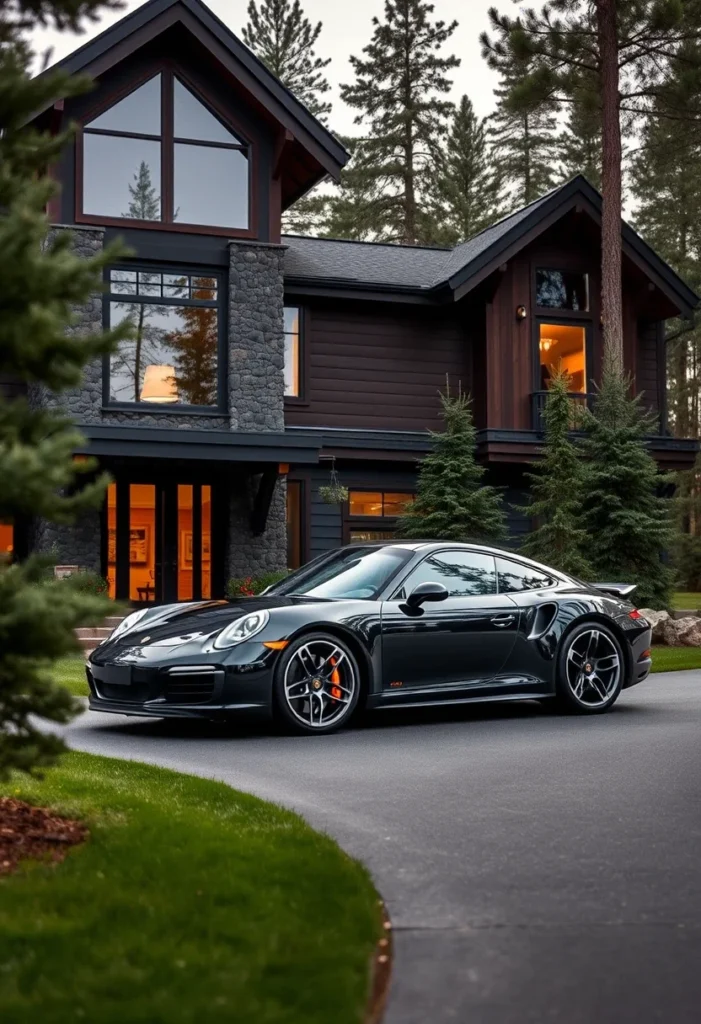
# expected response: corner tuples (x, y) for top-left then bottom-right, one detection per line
(596, 0), (623, 376)
(523, 112), (531, 204)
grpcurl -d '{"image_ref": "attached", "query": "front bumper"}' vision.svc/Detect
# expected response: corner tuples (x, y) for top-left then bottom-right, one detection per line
(86, 644), (276, 720)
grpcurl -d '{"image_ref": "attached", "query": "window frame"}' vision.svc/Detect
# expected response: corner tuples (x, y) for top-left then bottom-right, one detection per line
(75, 64), (257, 238)
(283, 304), (308, 405)
(342, 488), (416, 545)
(102, 261), (228, 415)
(534, 267), (590, 314)
(532, 315), (595, 398)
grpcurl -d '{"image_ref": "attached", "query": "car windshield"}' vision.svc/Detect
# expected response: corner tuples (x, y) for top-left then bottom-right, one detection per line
(269, 546), (413, 601)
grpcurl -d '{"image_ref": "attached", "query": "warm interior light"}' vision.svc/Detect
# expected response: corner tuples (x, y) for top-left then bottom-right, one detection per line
(141, 364), (178, 403)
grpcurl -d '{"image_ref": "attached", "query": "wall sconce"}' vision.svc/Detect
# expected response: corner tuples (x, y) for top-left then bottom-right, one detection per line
(515, 305), (527, 321)
(539, 338), (553, 353)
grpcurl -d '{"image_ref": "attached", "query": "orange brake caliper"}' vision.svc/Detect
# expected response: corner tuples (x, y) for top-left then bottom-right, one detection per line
(329, 658), (342, 701)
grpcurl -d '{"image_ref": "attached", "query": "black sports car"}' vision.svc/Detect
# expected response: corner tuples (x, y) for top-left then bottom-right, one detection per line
(87, 541), (653, 734)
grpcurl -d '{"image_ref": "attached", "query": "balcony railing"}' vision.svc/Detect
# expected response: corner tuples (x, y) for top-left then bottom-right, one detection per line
(531, 391), (591, 433)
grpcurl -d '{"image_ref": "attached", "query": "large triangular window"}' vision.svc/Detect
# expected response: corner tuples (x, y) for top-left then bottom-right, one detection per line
(81, 71), (250, 230)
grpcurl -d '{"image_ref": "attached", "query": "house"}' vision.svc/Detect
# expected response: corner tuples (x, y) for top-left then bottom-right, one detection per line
(5, 0), (699, 604)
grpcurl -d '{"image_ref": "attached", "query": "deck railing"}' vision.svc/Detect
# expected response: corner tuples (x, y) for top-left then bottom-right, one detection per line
(531, 391), (591, 433)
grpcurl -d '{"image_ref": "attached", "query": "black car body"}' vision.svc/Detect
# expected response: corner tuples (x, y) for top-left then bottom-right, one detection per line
(87, 542), (653, 733)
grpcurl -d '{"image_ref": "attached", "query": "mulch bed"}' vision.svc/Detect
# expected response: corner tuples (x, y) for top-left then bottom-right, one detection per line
(0, 796), (88, 875)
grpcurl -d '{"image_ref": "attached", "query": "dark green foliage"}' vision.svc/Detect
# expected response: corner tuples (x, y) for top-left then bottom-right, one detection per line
(487, 59), (557, 207)
(226, 571), (289, 597)
(338, 0), (459, 245)
(579, 360), (676, 609)
(673, 455), (701, 591)
(431, 95), (504, 245)
(0, 1), (127, 778)
(64, 570), (110, 596)
(520, 369), (592, 578)
(397, 387), (507, 543)
(241, 0), (332, 121)
(559, 79), (602, 190)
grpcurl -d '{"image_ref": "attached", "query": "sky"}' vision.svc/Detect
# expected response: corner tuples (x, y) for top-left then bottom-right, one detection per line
(30, 0), (504, 133)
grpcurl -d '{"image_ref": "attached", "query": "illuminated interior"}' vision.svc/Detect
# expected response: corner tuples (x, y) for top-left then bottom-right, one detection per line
(0, 522), (13, 565)
(129, 483), (156, 602)
(538, 323), (587, 393)
(107, 483), (117, 599)
(201, 485), (212, 600)
(348, 491), (415, 517)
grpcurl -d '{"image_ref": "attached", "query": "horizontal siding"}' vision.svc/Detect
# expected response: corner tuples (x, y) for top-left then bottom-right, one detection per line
(636, 321), (659, 414)
(286, 300), (471, 432)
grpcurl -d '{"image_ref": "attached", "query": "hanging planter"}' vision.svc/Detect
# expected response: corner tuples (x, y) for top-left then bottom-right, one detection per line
(318, 458), (348, 505)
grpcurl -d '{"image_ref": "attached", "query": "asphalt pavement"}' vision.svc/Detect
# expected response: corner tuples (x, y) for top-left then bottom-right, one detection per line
(55, 671), (701, 1023)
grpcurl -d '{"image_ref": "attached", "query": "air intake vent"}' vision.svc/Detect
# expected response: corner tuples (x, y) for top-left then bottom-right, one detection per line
(164, 673), (216, 704)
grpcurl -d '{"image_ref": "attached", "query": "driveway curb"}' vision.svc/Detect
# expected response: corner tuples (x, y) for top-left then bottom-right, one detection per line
(366, 901), (393, 1024)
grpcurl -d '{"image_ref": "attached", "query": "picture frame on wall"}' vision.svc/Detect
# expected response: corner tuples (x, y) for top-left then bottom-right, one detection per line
(129, 526), (150, 566)
(179, 531), (211, 570)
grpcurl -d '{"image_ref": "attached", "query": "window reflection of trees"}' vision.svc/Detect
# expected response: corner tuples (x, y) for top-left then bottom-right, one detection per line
(108, 271), (219, 407)
(409, 554), (498, 597)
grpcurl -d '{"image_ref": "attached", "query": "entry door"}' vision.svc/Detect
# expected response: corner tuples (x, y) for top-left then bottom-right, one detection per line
(380, 550), (520, 694)
(106, 481), (213, 604)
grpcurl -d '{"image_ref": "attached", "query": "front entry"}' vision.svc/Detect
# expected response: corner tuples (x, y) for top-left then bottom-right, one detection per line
(106, 479), (215, 604)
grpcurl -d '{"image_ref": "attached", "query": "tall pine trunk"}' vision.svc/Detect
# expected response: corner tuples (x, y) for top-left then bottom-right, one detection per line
(596, 0), (624, 375)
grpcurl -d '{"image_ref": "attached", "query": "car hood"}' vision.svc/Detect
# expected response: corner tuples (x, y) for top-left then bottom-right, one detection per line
(100, 595), (329, 649)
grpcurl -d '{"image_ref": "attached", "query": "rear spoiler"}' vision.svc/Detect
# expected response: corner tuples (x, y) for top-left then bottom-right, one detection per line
(592, 583), (637, 599)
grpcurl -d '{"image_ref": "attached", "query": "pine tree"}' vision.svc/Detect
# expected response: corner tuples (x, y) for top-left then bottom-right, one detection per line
(559, 80), (603, 190)
(519, 368), (592, 578)
(0, 0), (126, 777)
(321, 137), (398, 241)
(488, 60), (557, 208)
(124, 160), (160, 221)
(242, 0), (332, 121)
(579, 358), (676, 609)
(166, 280), (218, 406)
(431, 95), (504, 245)
(396, 387), (507, 543)
(481, 0), (701, 374)
(339, 0), (459, 246)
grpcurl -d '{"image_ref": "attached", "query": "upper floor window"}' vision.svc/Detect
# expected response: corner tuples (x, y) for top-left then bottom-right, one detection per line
(346, 490), (416, 544)
(81, 72), (250, 230)
(284, 307), (301, 397)
(106, 266), (222, 409)
(539, 323), (587, 393)
(536, 269), (589, 311)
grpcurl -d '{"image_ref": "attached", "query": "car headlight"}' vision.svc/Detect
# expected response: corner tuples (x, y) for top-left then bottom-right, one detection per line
(212, 610), (270, 650)
(106, 608), (151, 643)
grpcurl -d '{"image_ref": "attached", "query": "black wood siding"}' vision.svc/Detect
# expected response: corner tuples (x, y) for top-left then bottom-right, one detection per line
(286, 300), (471, 433)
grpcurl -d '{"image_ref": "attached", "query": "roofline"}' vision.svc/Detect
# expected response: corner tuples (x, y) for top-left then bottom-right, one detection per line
(283, 175), (699, 314)
(32, 0), (348, 175)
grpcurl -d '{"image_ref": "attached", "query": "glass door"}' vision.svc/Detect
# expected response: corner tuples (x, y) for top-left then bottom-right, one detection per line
(106, 479), (214, 603)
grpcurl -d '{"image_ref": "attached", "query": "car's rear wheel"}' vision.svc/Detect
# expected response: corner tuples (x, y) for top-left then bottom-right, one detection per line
(555, 622), (624, 714)
(274, 632), (361, 735)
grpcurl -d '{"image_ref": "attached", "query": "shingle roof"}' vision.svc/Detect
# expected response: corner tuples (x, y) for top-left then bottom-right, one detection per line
(282, 176), (698, 317)
(283, 185), (559, 292)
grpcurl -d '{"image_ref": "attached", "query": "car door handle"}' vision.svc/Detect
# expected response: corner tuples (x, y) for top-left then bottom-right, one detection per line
(491, 614), (515, 628)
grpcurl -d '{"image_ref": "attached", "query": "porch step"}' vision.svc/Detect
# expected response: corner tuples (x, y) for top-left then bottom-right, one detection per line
(75, 616), (125, 654)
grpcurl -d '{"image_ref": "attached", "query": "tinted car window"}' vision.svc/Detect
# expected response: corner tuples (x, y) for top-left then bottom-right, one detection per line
(399, 551), (497, 598)
(497, 557), (554, 593)
(271, 546), (412, 600)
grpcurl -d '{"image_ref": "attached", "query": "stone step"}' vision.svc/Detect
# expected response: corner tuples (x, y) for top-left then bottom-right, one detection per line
(75, 626), (114, 640)
(104, 616), (125, 628)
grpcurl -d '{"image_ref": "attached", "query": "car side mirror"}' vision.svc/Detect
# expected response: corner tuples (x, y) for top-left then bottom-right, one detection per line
(406, 582), (449, 609)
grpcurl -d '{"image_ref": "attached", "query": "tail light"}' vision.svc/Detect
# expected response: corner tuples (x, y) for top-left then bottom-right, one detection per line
(629, 609), (643, 620)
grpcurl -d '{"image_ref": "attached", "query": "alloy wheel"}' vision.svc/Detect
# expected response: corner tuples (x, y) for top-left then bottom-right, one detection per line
(283, 639), (357, 729)
(565, 628), (621, 708)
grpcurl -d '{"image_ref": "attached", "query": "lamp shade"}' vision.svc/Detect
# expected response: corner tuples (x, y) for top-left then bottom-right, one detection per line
(141, 364), (178, 403)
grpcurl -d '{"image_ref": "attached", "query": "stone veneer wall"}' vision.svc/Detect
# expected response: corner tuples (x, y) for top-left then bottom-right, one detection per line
(32, 228), (289, 580)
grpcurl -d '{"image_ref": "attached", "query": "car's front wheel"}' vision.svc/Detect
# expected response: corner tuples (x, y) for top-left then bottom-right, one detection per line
(555, 622), (624, 714)
(274, 632), (361, 735)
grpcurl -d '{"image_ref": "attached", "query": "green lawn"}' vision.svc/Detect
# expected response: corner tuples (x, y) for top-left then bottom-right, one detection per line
(672, 592), (701, 610)
(651, 645), (701, 674)
(0, 752), (381, 1024)
(52, 654), (88, 696)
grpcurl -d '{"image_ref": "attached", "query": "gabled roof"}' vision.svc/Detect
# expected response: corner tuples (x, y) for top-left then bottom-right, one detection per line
(34, 0), (348, 183)
(284, 176), (699, 316)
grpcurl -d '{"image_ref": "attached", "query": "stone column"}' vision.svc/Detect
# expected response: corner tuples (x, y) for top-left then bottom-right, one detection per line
(228, 240), (286, 432)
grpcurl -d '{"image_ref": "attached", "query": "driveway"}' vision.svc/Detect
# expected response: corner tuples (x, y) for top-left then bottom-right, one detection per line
(56, 672), (701, 1023)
